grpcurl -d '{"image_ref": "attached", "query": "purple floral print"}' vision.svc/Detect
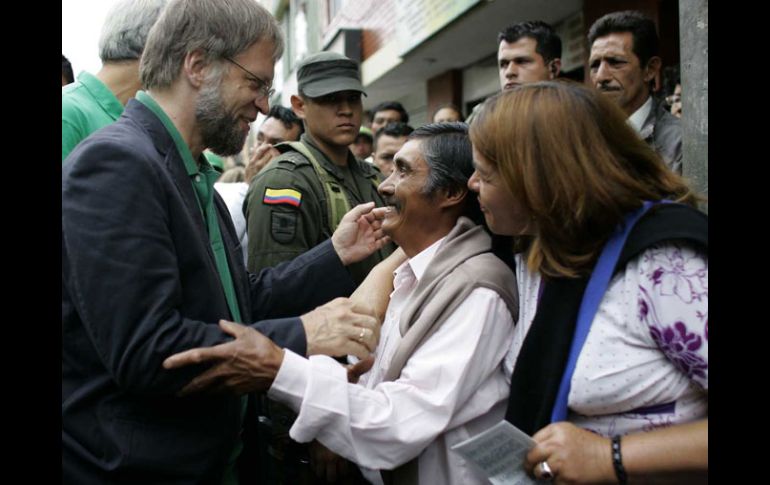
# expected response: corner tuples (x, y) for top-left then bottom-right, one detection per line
(638, 285), (708, 381)
(649, 321), (707, 379)
(564, 244), (708, 437)
(645, 246), (707, 304)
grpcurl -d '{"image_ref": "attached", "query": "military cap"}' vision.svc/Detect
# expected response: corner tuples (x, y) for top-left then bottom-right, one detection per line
(297, 51), (367, 98)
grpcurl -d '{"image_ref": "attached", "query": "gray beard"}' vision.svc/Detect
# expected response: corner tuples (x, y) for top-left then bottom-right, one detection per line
(195, 81), (247, 156)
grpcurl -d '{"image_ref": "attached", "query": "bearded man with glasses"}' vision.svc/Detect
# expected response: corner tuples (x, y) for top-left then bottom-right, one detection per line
(62, 1), (391, 483)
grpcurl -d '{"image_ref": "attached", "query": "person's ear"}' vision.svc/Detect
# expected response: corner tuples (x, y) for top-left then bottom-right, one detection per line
(184, 49), (209, 88)
(549, 58), (562, 79)
(644, 56), (662, 91)
(290, 95), (307, 120)
(438, 186), (468, 210)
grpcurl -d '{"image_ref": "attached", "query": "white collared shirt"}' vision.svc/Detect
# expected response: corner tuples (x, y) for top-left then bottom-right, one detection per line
(269, 237), (515, 485)
(627, 96), (653, 134)
(213, 181), (249, 266)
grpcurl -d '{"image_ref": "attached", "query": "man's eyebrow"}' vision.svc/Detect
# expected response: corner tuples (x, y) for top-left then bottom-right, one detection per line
(393, 154), (411, 168)
(591, 53), (625, 61)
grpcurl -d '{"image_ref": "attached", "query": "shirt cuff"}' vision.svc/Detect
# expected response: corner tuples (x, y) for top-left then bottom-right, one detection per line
(268, 349), (309, 412)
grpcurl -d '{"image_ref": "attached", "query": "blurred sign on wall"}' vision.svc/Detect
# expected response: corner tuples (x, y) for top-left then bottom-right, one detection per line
(554, 10), (586, 73)
(394, 0), (482, 56)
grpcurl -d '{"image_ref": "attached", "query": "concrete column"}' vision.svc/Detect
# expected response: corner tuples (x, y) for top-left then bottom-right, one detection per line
(679, 0), (708, 209)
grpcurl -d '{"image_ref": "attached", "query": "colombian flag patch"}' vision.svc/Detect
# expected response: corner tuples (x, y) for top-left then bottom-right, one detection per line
(263, 188), (302, 207)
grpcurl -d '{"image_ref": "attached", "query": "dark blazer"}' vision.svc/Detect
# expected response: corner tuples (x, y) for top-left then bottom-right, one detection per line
(62, 100), (355, 483)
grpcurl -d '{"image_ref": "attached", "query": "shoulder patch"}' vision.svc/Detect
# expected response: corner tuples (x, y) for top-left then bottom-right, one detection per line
(263, 188), (302, 207)
(270, 211), (297, 243)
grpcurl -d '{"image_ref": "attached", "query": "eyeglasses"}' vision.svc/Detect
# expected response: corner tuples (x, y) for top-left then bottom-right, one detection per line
(223, 57), (275, 99)
(665, 94), (681, 105)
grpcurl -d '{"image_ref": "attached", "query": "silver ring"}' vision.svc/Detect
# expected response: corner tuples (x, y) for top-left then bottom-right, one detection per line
(538, 461), (553, 481)
(358, 328), (366, 341)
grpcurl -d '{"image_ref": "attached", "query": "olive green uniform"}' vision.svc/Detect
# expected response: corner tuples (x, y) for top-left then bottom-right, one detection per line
(244, 133), (394, 284)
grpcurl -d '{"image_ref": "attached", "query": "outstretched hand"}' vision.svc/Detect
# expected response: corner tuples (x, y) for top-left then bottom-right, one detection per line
(162, 320), (284, 396)
(301, 297), (380, 359)
(332, 202), (391, 266)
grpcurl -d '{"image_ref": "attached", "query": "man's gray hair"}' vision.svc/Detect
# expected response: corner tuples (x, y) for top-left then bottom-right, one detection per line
(409, 122), (473, 197)
(140, 0), (284, 89)
(409, 122), (483, 222)
(98, 0), (169, 62)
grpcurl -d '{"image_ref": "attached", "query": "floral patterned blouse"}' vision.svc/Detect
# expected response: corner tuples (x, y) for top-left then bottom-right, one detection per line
(503, 242), (708, 436)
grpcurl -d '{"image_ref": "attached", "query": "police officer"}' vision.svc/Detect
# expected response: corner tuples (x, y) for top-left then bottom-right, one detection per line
(244, 52), (393, 285)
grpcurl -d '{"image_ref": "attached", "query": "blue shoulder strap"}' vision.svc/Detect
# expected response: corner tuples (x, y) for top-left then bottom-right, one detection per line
(550, 200), (663, 423)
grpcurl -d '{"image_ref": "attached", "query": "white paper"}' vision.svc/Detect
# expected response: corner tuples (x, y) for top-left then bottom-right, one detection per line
(450, 420), (543, 485)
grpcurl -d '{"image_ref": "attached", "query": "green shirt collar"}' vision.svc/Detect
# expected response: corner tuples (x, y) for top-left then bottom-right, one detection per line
(77, 71), (124, 122)
(134, 90), (214, 176)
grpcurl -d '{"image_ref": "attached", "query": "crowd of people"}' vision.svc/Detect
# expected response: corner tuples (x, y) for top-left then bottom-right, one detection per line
(62, 1), (707, 484)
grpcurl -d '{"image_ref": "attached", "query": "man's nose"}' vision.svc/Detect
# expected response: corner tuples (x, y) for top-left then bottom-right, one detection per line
(378, 177), (394, 196)
(255, 96), (269, 115)
(338, 99), (354, 114)
(468, 171), (480, 192)
(594, 61), (612, 84)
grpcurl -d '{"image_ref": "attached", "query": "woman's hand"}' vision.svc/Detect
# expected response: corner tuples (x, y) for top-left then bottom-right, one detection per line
(525, 422), (615, 484)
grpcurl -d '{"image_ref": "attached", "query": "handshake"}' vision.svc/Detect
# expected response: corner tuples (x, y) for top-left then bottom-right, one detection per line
(163, 201), (401, 396)
(163, 297), (380, 396)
